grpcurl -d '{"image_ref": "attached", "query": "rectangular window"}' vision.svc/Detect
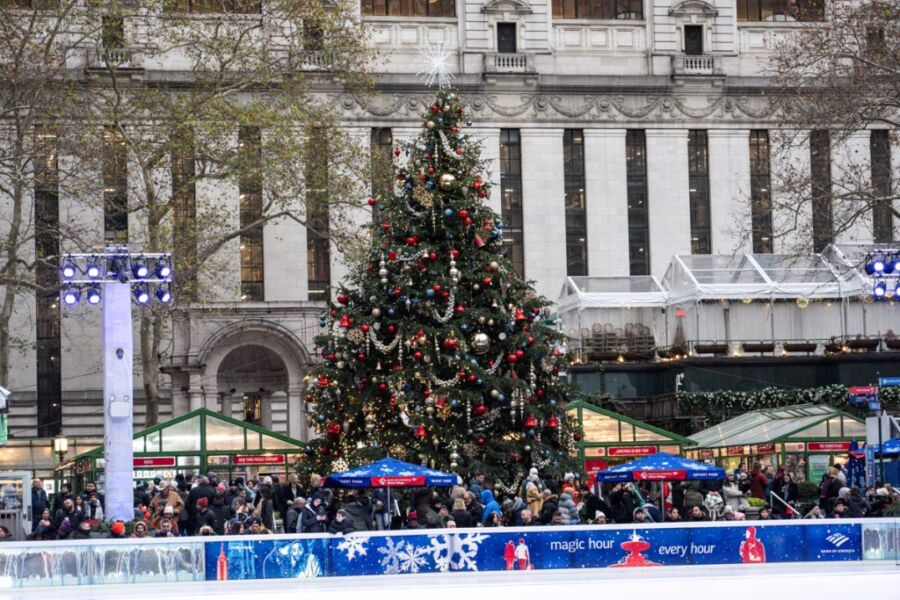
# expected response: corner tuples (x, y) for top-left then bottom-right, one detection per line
(563, 129), (588, 276)
(737, 0), (823, 21)
(239, 126), (264, 301)
(626, 130), (650, 275)
(871, 130), (893, 243)
(171, 127), (197, 300)
(361, 0), (455, 17)
(370, 127), (393, 225)
(103, 127), (128, 243)
(497, 23), (517, 54)
(306, 129), (330, 300)
(551, 0), (643, 19)
(34, 127), (61, 438)
(749, 130), (773, 253)
(500, 129), (525, 276)
(163, 0), (261, 14)
(688, 130), (711, 254)
(810, 129), (833, 252)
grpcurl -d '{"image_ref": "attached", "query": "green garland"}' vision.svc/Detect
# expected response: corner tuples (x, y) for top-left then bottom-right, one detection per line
(678, 385), (900, 430)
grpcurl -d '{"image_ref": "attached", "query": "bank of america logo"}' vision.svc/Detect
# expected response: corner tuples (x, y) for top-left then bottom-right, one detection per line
(826, 533), (850, 547)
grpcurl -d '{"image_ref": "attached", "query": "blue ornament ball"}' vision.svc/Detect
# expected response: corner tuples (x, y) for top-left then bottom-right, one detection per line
(497, 394), (506, 403)
(444, 208), (454, 217)
(426, 289), (435, 298)
(450, 399), (459, 408)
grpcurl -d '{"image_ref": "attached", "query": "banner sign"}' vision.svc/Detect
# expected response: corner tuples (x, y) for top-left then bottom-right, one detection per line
(849, 386), (879, 407)
(0, 521), (883, 588)
(725, 446), (746, 456)
(878, 377), (900, 387)
(755, 444), (776, 454)
(808, 442), (851, 452)
(232, 454), (285, 466)
(608, 446), (657, 457)
(369, 476), (425, 487)
(133, 457), (176, 467)
(697, 449), (715, 459)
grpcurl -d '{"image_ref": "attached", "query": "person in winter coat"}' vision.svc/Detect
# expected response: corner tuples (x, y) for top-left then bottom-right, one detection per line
(846, 486), (869, 518)
(54, 497), (83, 539)
(194, 498), (218, 532)
(329, 509), (356, 535)
(525, 474), (543, 516)
(257, 486), (276, 532)
(449, 498), (473, 528)
(342, 493), (374, 532)
(609, 483), (638, 524)
(818, 469), (842, 513)
(538, 490), (558, 525)
(71, 520), (94, 540)
(680, 481), (705, 509)
(31, 479), (49, 529)
(480, 489), (501, 524)
(187, 477), (216, 534)
(150, 482), (185, 520)
(749, 463), (769, 500)
(30, 509), (57, 541)
(209, 485), (230, 534)
(722, 474), (749, 512)
(107, 521), (127, 539)
(557, 492), (580, 525)
(301, 494), (328, 533)
(86, 493), (104, 521)
(285, 498), (305, 533)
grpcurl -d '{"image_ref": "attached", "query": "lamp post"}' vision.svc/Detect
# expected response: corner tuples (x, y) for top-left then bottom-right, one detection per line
(52, 435), (68, 464)
(58, 246), (173, 523)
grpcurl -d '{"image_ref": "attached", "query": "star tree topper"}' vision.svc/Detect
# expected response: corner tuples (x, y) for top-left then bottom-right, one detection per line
(418, 42), (455, 89)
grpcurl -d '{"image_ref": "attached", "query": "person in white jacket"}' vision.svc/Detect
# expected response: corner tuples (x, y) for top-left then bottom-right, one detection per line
(722, 473), (749, 512)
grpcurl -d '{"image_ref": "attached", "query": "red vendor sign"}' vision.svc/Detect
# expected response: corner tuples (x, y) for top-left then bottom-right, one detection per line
(807, 442), (850, 452)
(232, 454), (286, 465)
(369, 476), (426, 487)
(133, 456), (175, 468)
(634, 469), (687, 481)
(608, 446), (657, 457)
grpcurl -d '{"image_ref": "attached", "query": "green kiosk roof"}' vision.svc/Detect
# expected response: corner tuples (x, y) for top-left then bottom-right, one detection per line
(688, 404), (866, 449)
(566, 399), (694, 446)
(71, 407), (305, 461)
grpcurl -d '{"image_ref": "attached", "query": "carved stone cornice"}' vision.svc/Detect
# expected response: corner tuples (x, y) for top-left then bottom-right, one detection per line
(333, 92), (775, 122)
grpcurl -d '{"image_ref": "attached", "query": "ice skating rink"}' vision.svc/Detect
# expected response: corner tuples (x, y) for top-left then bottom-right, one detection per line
(2, 561), (897, 600)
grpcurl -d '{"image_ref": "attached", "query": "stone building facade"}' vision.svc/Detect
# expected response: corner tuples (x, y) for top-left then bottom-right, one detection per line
(2, 0), (896, 443)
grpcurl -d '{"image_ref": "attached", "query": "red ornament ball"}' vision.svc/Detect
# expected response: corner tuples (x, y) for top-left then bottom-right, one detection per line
(326, 422), (342, 438)
(507, 353), (518, 364)
(474, 404), (487, 416)
(458, 209), (469, 219)
(476, 436), (486, 446)
(367, 196), (377, 206)
(406, 236), (417, 246)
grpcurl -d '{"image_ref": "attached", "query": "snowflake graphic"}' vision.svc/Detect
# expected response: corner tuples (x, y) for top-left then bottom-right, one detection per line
(378, 537), (405, 574)
(337, 536), (369, 561)
(397, 542), (430, 573)
(429, 533), (488, 572)
(378, 537), (432, 574)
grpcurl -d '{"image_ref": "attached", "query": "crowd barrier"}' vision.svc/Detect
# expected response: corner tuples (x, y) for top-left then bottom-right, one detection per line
(0, 519), (896, 588)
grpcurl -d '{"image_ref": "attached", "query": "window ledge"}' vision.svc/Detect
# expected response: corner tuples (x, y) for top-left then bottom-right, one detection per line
(362, 16), (458, 24)
(736, 21), (822, 28)
(552, 18), (646, 25)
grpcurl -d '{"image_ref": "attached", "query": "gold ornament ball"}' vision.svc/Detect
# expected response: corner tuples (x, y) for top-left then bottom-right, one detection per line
(490, 261), (499, 270)
(439, 173), (457, 189)
(372, 308), (381, 317)
(470, 333), (491, 354)
(426, 120), (436, 129)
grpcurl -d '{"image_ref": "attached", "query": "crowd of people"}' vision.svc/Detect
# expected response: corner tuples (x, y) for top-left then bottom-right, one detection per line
(22, 461), (899, 540)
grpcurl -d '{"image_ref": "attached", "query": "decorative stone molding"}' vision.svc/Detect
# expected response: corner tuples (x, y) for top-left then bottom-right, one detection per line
(668, 0), (719, 17)
(482, 0), (533, 14)
(334, 92), (775, 122)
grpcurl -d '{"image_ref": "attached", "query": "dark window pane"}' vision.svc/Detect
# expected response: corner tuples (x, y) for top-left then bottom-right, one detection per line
(688, 130), (711, 254)
(871, 130), (893, 243)
(239, 126), (264, 301)
(172, 127), (197, 300)
(307, 129), (330, 298)
(103, 127), (128, 243)
(563, 130), (588, 276)
(749, 130), (773, 253)
(500, 129), (525, 276)
(810, 129), (833, 252)
(626, 130), (650, 275)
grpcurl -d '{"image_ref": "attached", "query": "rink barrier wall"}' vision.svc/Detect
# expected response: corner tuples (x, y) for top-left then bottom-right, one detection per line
(0, 519), (896, 587)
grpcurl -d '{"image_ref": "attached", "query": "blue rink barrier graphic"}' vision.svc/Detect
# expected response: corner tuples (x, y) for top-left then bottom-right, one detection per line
(0, 519), (893, 587)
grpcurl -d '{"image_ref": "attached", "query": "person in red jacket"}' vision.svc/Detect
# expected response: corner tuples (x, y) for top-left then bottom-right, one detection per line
(749, 463), (769, 500)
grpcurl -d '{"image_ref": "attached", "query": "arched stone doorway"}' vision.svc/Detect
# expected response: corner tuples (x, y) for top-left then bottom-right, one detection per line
(217, 345), (288, 430)
(188, 320), (312, 440)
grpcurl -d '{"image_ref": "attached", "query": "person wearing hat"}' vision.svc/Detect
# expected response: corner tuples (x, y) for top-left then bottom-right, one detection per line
(152, 504), (181, 535)
(242, 516), (272, 535)
(593, 511), (608, 525)
(150, 480), (185, 522)
(195, 497), (218, 532)
(209, 484), (230, 534)
(131, 521), (149, 538)
(404, 510), (423, 529)
(538, 489), (558, 525)
(108, 520), (127, 539)
(328, 509), (356, 535)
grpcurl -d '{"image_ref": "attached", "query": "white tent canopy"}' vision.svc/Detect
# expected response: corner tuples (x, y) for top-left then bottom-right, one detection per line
(559, 245), (899, 357)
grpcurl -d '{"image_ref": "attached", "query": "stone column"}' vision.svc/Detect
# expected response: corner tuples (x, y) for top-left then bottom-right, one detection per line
(584, 129), (629, 276)
(770, 130), (812, 253)
(520, 128), (567, 301)
(287, 384), (305, 441)
(330, 127), (373, 293)
(646, 129), (691, 277)
(469, 127), (502, 215)
(707, 129), (751, 254)
(832, 131), (873, 244)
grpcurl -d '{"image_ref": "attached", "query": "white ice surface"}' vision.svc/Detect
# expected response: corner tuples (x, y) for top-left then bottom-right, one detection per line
(2, 561), (897, 600)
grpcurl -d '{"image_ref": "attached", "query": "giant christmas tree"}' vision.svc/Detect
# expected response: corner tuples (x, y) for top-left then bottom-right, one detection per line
(305, 89), (580, 483)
